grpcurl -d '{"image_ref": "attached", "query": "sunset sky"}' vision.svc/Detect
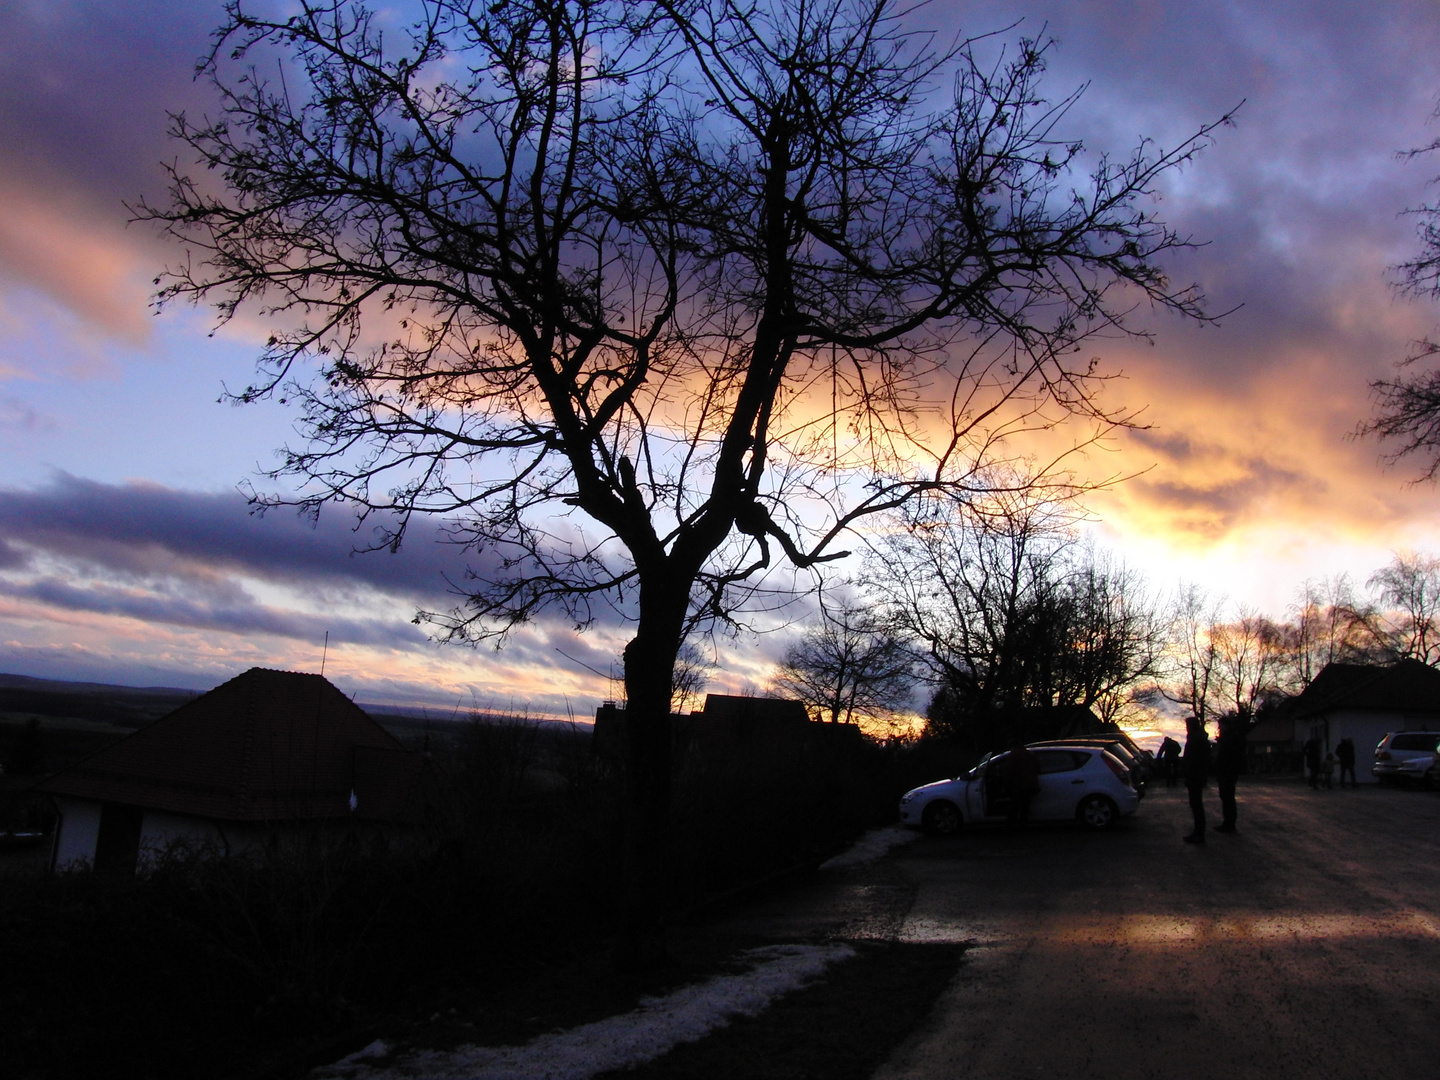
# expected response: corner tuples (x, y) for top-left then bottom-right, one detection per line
(4, 0), (1440, 716)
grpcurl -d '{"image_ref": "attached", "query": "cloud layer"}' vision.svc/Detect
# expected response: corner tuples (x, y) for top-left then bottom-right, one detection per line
(0, 474), (637, 711)
(3, 1), (1440, 698)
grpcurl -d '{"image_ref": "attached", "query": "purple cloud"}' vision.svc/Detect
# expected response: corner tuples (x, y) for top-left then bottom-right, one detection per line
(0, 473), (471, 599)
(0, 474), (646, 660)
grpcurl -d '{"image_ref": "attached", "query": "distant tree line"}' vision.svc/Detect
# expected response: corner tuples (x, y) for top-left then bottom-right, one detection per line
(768, 493), (1440, 749)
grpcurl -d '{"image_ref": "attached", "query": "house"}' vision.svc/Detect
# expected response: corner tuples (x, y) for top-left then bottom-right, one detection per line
(38, 667), (429, 873)
(592, 692), (863, 772)
(1283, 659), (1440, 782)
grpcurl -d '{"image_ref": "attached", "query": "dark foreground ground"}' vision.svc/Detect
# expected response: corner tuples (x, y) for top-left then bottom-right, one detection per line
(694, 777), (1440, 1080)
(869, 777), (1440, 1080)
(12, 776), (1438, 1079)
(320, 777), (1440, 1080)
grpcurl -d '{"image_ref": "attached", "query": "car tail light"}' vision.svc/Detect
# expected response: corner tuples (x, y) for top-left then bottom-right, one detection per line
(1377, 750), (1392, 761)
(1100, 751), (1131, 786)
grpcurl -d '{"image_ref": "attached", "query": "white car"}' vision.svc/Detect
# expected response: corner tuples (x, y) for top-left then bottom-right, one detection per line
(898, 745), (1140, 833)
(1395, 752), (1439, 788)
(1373, 731), (1440, 784)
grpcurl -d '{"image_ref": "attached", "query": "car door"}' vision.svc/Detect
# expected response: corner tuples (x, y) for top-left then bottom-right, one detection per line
(1030, 749), (1091, 820)
(973, 754), (1012, 821)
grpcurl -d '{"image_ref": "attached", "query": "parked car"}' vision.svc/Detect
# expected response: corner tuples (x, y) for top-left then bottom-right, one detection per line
(1395, 751), (1439, 788)
(1027, 737), (1149, 796)
(1373, 731), (1440, 784)
(898, 745), (1140, 834)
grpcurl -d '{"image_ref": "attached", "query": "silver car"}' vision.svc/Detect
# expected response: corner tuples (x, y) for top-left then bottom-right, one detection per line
(898, 745), (1140, 834)
(1373, 731), (1440, 784)
(1395, 751), (1439, 788)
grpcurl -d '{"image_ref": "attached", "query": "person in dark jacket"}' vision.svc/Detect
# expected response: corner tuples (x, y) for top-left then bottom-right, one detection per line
(1303, 736), (1322, 789)
(1157, 736), (1182, 788)
(1006, 744), (1042, 826)
(1336, 737), (1358, 789)
(1213, 712), (1254, 834)
(1183, 718), (1211, 845)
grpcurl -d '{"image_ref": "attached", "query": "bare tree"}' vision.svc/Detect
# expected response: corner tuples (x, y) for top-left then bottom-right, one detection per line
(670, 643), (714, 713)
(1284, 574), (1386, 689)
(772, 596), (913, 726)
(1210, 609), (1286, 718)
(1359, 113), (1440, 477)
(868, 489), (1070, 746)
(868, 493), (1164, 747)
(1162, 584), (1223, 726)
(1048, 546), (1168, 723)
(1367, 551), (1440, 664)
(142, 0), (1224, 942)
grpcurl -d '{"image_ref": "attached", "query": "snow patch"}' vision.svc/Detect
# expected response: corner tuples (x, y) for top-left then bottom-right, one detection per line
(312, 942), (855, 1080)
(818, 825), (920, 871)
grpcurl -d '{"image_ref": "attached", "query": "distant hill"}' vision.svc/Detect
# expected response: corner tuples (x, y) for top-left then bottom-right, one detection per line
(0, 673), (200, 729)
(0, 671), (586, 741)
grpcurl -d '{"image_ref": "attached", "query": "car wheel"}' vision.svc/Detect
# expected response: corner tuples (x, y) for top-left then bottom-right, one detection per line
(1077, 794), (1118, 830)
(922, 800), (963, 835)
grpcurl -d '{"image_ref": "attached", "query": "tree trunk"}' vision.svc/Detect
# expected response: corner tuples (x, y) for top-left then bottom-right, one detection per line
(614, 578), (687, 967)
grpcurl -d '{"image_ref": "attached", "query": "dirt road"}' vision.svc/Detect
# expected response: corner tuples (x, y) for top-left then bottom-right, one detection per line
(870, 779), (1440, 1080)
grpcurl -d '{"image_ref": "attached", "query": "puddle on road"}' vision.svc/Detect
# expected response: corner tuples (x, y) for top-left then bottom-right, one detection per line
(892, 909), (1440, 948)
(1044, 910), (1440, 944)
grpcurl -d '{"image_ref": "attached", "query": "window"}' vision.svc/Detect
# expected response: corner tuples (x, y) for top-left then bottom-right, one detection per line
(1034, 749), (1088, 774)
(1391, 733), (1440, 752)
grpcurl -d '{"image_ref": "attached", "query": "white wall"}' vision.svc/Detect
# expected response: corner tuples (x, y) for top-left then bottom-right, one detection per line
(50, 797), (102, 871)
(1311, 710), (1439, 783)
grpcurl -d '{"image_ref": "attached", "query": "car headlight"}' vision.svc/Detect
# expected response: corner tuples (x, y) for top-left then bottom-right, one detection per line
(900, 790), (918, 803)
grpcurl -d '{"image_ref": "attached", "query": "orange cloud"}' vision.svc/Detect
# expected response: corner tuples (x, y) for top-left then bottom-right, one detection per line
(0, 174), (152, 346)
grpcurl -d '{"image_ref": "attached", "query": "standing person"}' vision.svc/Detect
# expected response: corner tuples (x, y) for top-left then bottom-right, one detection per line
(1214, 712), (1253, 834)
(1158, 736), (1182, 788)
(1336, 737), (1358, 789)
(1321, 750), (1336, 789)
(1183, 718), (1211, 845)
(1007, 744), (1041, 827)
(1303, 736), (1322, 789)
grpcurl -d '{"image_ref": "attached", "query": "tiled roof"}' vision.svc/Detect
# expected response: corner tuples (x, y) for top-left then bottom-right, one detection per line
(38, 668), (423, 823)
(698, 694), (811, 724)
(1292, 659), (1440, 718)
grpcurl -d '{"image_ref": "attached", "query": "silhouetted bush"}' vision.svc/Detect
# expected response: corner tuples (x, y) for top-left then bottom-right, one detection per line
(0, 712), (899, 1079)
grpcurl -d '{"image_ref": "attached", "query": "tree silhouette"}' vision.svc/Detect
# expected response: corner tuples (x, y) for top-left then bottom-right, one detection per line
(1367, 551), (1440, 664)
(772, 597), (913, 726)
(1360, 114), (1440, 477)
(1284, 574), (1387, 689)
(143, 0), (1225, 945)
(868, 491), (1164, 749)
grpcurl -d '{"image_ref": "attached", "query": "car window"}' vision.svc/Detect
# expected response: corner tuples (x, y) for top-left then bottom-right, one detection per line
(1390, 733), (1440, 751)
(1034, 749), (1088, 774)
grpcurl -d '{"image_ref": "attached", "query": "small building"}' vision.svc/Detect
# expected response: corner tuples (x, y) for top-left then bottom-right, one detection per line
(592, 691), (863, 772)
(38, 667), (429, 873)
(1284, 659), (1440, 782)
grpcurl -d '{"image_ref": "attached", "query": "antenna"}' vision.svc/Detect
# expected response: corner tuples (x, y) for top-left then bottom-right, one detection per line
(320, 631), (330, 677)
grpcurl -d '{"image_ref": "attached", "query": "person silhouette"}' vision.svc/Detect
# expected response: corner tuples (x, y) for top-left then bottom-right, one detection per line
(1157, 736), (1182, 788)
(1182, 718), (1211, 845)
(1303, 736), (1322, 790)
(1006, 744), (1041, 827)
(1214, 712), (1253, 834)
(1336, 737), (1358, 789)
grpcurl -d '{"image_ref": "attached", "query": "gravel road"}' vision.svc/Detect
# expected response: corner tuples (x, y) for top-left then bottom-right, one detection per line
(869, 778), (1440, 1080)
